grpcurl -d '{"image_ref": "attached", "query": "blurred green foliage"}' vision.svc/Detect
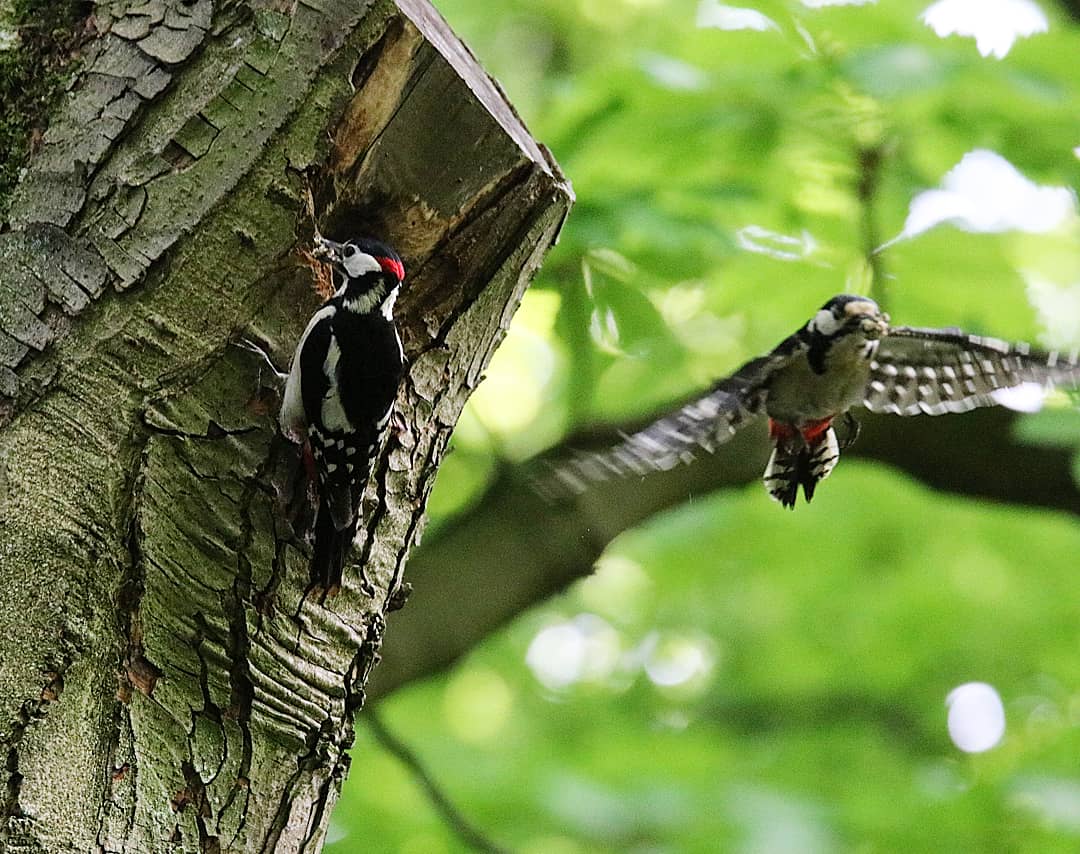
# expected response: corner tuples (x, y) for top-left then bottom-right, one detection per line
(332, 0), (1080, 851)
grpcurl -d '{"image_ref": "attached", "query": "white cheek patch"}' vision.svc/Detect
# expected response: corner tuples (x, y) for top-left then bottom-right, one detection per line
(811, 308), (840, 336)
(342, 250), (382, 278)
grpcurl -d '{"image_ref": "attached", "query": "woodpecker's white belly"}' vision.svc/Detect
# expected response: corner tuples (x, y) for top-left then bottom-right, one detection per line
(765, 336), (877, 424)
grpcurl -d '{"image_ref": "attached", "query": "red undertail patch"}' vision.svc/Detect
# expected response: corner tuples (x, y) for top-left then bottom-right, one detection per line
(799, 416), (834, 444)
(768, 419), (798, 441)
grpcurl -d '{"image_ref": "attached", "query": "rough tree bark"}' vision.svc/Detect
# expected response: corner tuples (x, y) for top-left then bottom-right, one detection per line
(0, 1), (570, 851)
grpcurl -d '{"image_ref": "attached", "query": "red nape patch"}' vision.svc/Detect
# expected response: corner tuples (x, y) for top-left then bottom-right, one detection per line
(800, 416), (834, 443)
(378, 257), (405, 282)
(768, 419), (798, 441)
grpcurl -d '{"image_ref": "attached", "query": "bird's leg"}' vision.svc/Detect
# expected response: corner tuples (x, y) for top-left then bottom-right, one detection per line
(837, 411), (861, 449)
(290, 441), (319, 528)
(350, 524), (378, 599)
(390, 410), (409, 436)
(234, 336), (288, 387)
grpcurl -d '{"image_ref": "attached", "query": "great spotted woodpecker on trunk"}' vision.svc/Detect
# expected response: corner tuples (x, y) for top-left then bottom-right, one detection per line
(542, 294), (1080, 508)
(279, 234), (405, 588)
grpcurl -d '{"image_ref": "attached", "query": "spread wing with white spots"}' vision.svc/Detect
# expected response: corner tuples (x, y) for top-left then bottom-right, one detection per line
(864, 326), (1080, 416)
(535, 336), (808, 500)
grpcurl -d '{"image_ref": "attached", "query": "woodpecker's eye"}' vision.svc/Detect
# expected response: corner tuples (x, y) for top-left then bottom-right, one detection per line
(344, 245), (356, 257)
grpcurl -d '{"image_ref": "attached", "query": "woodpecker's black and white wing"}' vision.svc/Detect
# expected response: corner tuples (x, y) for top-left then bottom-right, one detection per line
(537, 334), (808, 499)
(864, 326), (1080, 416)
(282, 302), (372, 526)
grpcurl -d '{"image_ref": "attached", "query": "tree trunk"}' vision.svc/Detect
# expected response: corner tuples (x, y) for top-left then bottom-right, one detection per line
(0, 1), (571, 851)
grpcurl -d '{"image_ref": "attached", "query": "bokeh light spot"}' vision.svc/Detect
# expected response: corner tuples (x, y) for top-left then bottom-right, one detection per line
(696, 2), (779, 31)
(641, 631), (717, 691)
(526, 614), (623, 691)
(946, 681), (1006, 753)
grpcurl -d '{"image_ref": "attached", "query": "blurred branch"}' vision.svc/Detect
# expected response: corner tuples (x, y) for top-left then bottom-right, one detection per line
(365, 709), (510, 854)
(370, 407), (1080, 701)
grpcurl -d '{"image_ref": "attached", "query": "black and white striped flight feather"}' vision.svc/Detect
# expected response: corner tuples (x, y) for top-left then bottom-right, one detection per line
(536, 338), (808, 500)
(865, 327), (1080, 416)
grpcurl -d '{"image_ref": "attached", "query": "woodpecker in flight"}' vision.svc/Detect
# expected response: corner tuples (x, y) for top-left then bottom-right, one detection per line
(544, 294), (1080, 508)
(279, 234), (406, 588)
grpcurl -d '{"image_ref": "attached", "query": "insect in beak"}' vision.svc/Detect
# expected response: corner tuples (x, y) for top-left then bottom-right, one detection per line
(312, 235), (345, 261)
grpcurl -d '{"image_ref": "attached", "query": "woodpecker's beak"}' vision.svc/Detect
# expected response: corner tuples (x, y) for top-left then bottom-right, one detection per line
(861, 312), (890, 338)
(312, 235), (345, 261)
(840, 299), (889, 338)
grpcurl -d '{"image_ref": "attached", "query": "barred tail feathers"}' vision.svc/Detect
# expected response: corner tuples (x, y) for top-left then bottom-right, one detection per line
(764, 422), (840, 508)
